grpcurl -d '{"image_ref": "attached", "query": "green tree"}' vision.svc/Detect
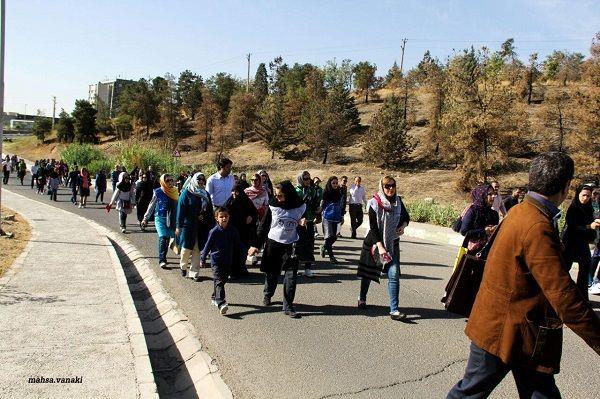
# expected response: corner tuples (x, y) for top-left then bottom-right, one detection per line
(324, 58), (353, 90)
(72, 99), (98, 144)
(56, 109), (75, 143)
(156, 74), (182, 151)
(32, 117), (52, 142)
(268, 56), (289, 96)
(112, 114), (133, 141)
(352, 61), (377, 103)
(385, 61), (402, 88)
(542, 51), (584, 84)
(441, 47), (528, 189)
(362, 95), (416, 167)
(207, 72), (242, 117)
(255, 95), (289, 159)
(177, 70), (203, 120)
(253, 63), (269, 104)
(226, 92), (257, 143)
(119, 79), (160, 136)
(94, 96), (113, 135)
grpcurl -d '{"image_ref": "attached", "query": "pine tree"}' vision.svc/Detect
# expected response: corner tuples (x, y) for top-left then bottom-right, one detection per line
(177, 70), (203, 120)
(362, 95), (415, 167)
(385, 61), (402, 88)
(32, 117), (52, 143)
(353, 61), (377, 103)
(227, 92), (257, 143)
(539, 89), (574, 152)
(118, 79), (160, 137)
(253, 63), (269, 104)
(195, 88), (222, 152)
(56, 109), (75, 143)
(255, 95), (289, 159)
(72, 100), (98, 144)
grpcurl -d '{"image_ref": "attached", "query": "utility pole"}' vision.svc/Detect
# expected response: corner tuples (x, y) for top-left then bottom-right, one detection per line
(399, 38), (407, 75)
(51, 96), (56, 129)
(246, 53), (251, 93)
(0, 0), (6, 235)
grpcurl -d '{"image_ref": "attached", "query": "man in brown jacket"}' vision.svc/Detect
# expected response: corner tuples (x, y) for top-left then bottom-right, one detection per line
(448, 152), (600, 398)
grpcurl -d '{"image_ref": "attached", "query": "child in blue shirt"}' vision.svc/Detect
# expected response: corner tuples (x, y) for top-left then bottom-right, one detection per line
(201, 207), (243, 315)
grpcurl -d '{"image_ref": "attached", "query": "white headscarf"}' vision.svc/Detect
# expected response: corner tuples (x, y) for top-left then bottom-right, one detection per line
(183, 172), (210, 208)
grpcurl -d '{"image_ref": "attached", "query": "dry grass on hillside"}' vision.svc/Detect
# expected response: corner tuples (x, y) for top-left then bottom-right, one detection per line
(0, 207), (32, 277)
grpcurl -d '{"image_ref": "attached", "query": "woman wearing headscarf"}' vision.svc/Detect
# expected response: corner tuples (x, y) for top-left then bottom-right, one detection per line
(106, 172), (136, 233)
(295, 171), (320, 277)
(589, 189), (600, 295)
(225, 182), (259, 278)
(258, 170), (274, 198)
(176, 172), (215, 281)
(244, 173), (270, 222)
(459, 184), (500, 255)
(562, 185), (600, 300)
(142, 174), (179, 269)
(320, 176), (343, 263)
(17, 159), (26, 185)
(135, 172), (154, 230)
(357, 176), (410, 320)
(248, 180), (307, 318)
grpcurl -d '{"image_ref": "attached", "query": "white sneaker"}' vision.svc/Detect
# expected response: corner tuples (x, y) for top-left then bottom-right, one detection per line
(121, 227), (127, 233)
(589, 282), (600, 295)
(390, 310), (406, 320)
(219, 302), (229, 315)
(304, 268), (315, 277)
(211, 299), (219, 307)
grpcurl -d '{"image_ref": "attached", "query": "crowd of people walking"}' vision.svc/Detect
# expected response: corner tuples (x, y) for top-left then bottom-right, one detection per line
(2, 151), (599, 397)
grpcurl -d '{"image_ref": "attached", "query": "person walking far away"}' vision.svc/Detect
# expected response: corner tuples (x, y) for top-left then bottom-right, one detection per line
(348, 176), (367, 239)
(30, 160), (39, 189)
(48, 171), (60, 202)
(589, 188), (600, 295)
(460, 185), (500, 255)
(295, 171), (320, 277)
(357, 176), (410, 320)
(135, 173), (154, 231)
(562, 184), (600, 301)
(320, 176), (344, 264)
(142, 174), (179, 269)
(447, 152), (600, 399)
(206, 158), (235, 208)
(490, 180), (507, 218)
(503, 186), (524, 213)
(201, 207), (244, 316)
(17, 159), (27, 185)
(2, 158), (11, 185)
(78, 167), (91, 208)
(94, 169), (107, 204)
(248, 180), (307, 319)
(111, 165), (121, 192)
(106, 172), (136, 233)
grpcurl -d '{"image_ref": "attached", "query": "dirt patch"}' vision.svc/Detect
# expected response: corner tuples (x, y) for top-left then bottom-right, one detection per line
(0, 206), (32, 277)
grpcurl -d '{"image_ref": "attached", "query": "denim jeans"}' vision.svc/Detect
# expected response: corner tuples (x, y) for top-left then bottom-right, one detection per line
(158, 236), (169, 263)
(71, 188), (78, 203)
(359, 253), (400, 313)
(119, 211), (127, 228)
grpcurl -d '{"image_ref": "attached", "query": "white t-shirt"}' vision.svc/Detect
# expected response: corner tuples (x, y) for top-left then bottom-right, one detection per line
(267, 204), (307, 244)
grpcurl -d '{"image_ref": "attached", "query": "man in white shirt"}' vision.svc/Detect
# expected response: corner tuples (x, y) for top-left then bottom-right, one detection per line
(206, 158), (235, 208)
(348, 176), (367, 239)
(30, 161), (39, 189)
(490, 181), (507, 218)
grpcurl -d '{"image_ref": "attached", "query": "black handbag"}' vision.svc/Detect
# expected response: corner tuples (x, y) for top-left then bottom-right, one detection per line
(442, 223), (501, 317)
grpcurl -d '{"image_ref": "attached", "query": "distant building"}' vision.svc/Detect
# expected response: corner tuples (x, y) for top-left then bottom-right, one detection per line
(2, 112), (57, 132)
(88, 79), (134, 117)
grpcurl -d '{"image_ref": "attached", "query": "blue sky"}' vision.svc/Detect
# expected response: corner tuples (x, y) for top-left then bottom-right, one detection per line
(5, 0), (599, 114)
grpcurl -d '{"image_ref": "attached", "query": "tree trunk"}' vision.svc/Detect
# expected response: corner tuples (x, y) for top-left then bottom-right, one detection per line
(322, 147), (328, 164)
(271, 149), (275, 159)
(558, 107), (564, 152)
(204, 129), (209, 152)
(365, 90), (369, 104)
(527, 78), (533, 105)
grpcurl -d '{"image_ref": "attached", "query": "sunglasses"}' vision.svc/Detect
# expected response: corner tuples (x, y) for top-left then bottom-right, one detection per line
(303, 177), (311, 181)
(383, 184), (396, 189)
(165, 179), (174, 183)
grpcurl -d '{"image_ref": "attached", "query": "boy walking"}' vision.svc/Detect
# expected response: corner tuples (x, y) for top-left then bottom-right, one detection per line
(201, 207), (243, 315)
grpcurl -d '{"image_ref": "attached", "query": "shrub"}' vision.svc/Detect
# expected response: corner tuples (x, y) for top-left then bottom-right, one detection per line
(405, 201), (460, 228)
(114, 143), (184, 175)
(87, 159), (114, 175)
(60, 143), (106, 168)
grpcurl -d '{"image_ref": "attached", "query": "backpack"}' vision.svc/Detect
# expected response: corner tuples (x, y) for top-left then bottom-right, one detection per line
(452, 204), (472, 233)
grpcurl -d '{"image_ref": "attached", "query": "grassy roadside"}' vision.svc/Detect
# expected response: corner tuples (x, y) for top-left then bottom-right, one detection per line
(0, 206), (32, 277)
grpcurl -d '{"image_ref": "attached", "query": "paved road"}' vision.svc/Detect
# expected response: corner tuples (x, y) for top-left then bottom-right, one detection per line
(3, 174), (599, 399)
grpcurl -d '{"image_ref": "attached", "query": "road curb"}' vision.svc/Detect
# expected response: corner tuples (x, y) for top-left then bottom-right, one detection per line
(3, 188), (233, 398)
(344, 212), (463, 246)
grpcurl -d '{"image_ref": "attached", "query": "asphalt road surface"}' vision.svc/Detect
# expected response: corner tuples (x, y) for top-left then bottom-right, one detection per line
(3, 174), (599, 399)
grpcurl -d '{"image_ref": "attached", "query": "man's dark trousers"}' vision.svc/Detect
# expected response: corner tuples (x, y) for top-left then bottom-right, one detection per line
(349, 204), (363, 238)
(447, 342), (561, 399)
(211, 263), (230, 305)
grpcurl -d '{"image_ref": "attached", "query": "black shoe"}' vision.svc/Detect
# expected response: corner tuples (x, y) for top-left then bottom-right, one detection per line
(358, 300), (367, 309)
(181, 269), (186, 277)
(194, 275), (201, 282)
(262, 297), (272, 307)
(329, 255), (338, 264)
(284, 309), (300, 318)
(351, 233), (357, 239)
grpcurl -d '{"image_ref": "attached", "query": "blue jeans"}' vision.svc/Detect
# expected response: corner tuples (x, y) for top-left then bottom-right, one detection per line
(359, 253), (400, 313)
(158, 236), (169, 263)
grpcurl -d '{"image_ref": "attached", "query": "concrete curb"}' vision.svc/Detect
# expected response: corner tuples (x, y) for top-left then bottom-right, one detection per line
(2, 189), (159, 399)
(344, 212), (463, 246)
(4, 188), (233, 399)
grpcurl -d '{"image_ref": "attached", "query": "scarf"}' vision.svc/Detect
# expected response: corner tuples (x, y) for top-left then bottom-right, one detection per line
(245, 176), (266, 200)
(269, 180), (304, 210)
(183, 172), (210, 208)
(160, 174), (179, 201)
(471, 184), (492, 210)
(116, 172), (132, 192)
(367, 178), (404, 257)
